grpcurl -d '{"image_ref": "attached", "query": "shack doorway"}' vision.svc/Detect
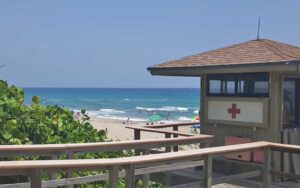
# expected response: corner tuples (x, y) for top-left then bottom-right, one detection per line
(282, 75), (300, 175)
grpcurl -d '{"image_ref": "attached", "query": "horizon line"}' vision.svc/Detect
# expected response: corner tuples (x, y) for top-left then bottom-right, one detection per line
(23, 87), (200, 89)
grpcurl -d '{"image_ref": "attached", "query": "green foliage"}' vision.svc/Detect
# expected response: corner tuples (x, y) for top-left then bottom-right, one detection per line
(0, 81), (165, 187)
(0, 80), (105, 145)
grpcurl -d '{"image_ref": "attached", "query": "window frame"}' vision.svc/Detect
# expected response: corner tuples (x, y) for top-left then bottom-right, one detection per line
(206, 72), (269, 97)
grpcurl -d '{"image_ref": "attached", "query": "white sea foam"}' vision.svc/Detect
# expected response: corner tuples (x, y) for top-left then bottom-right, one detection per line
(95, 115), (147, 122)
(86, 109), (125, 117)
(177, 116), (193, 121)
(136, 106), (188, 112)
(193, 110), (199, 114)
(99, 109), (125, 114)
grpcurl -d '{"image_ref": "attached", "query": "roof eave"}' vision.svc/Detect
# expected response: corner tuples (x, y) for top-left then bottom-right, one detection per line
(148, 61), (300, 77)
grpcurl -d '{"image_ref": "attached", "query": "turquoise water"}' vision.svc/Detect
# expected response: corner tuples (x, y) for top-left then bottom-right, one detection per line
(24, 88), (200, 122)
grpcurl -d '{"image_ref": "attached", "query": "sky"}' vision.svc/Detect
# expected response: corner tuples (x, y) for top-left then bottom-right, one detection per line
(0, 0), (300, 88)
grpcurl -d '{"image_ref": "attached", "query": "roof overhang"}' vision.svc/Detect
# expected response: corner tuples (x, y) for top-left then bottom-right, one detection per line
(148, 61), (300, 77)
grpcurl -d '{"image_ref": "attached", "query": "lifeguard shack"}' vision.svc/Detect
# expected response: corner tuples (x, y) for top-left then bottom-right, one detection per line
(148, 39), (300, 175)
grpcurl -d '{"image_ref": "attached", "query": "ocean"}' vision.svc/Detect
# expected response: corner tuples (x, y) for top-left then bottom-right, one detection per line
(24, 88), (200, 122)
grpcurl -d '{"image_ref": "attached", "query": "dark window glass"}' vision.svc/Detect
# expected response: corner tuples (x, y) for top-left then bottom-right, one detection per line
(207, 73), (269, 97)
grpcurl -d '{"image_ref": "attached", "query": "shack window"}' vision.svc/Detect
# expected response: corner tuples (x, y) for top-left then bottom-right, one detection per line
(207, 73), (269, 97)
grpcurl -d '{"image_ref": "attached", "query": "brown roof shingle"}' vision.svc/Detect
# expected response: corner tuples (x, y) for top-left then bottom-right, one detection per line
(149, 39), (300, 69)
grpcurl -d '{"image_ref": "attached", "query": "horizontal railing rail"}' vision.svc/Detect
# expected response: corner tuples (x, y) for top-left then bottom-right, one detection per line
(126, 121), (204, 153)
(145, 122), (200, 129)
(0, 141), (299, 188)
(0, 134), (212, 157)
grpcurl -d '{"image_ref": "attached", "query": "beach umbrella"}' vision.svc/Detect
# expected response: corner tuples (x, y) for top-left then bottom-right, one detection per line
(148, 114), (161, 122)
(193, 115), (201, 121)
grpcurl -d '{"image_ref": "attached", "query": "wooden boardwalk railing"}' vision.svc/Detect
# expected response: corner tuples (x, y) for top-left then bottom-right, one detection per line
(0, 141), (300, 188)
(0, 122), (211, 188)
(126, 122), (203, 152)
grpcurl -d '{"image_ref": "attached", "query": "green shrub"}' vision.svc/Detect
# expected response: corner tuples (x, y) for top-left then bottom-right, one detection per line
(0, 81), (164, 187)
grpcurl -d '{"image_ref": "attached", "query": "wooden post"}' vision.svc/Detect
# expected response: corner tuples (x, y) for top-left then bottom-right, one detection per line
(141, 149), (150, 188)
(203, 155), (212, 188)
(165, 133), (171, 152)
(173, 126), (179, 152)
(262, 148), (271, 188)
(29, 169), (42, 188)
(125, 165), (135, 188)
(49, 155), (58, 180)
(108, 166), (119, 188)
(134, 129), (141, 156)
(66, 152), (74, 188)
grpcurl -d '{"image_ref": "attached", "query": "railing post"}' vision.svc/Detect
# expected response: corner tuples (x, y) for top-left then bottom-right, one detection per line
(29, 169), (42, 188)
(48, 155), (58, 183)
(173, 126), (179, 152)
(165, 133), (171, 152)
(262, 147), (271, 188)
(66, 152), (74, 188)
(203, 155), (212, 188)
(125, 164), (135, 188)
(108, 166), (119, 188)
(141, 149), (150, 188)
(134, 129), (141, 155)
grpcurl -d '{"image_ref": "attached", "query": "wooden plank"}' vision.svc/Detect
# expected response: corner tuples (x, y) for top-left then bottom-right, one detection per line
(262, 148), (271, 188)
(203, 155), (212, 188)
(125, 165), (135, 188)
(108, 166), (119, 188)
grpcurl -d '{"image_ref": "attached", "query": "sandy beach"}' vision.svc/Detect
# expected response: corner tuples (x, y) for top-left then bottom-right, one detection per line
(89, 117), (195, 141)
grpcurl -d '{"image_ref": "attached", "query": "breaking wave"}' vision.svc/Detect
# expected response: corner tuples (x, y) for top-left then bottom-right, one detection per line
(136, 106), (188, 112)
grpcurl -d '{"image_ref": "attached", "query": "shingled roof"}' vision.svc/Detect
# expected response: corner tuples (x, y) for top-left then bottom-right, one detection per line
(148, 39), (300, 70)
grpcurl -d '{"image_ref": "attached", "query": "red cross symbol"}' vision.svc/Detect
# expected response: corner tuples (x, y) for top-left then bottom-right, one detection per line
(228, 104), (240, 119)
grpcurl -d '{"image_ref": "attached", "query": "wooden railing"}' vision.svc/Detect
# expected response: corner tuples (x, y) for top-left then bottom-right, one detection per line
(126, 122), (202, 152)
(0, 122), (212, 188)
(0, 141), (300, 188)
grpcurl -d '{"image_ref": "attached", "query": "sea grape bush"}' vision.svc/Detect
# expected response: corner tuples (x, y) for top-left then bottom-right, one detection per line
(0, 80), (106, 145)
(0, 81), (164, 187)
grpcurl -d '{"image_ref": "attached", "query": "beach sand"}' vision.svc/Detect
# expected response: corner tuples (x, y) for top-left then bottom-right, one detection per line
(89, 117), (199, 150)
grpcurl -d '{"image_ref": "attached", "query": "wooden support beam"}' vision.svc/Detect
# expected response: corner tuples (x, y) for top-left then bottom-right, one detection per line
(141, 149), (150, 188)
(134, 129), (141, 156)
(262, 148), (271, 188)
(203, 155), (212, 188)
(173, 126), (179, 152)
(29, 169), (42, 188)
(125, 165), (135, 188)
(48, 155), (58, 181)
(66, 152), (74, 188)
(108, 166), (119, 188)
(165, 133), (171, 152)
